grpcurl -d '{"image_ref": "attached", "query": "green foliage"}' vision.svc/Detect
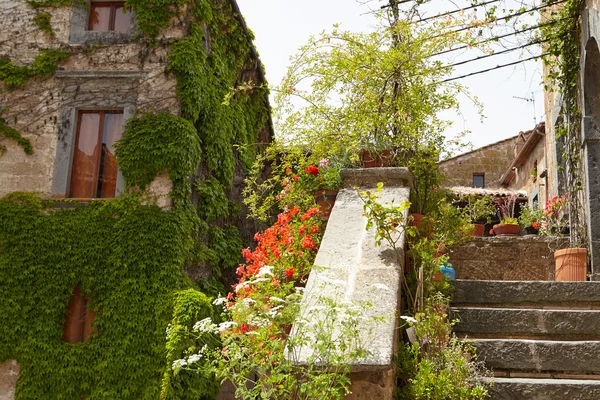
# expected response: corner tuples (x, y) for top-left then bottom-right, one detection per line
(395, 294), (489, 400)
(25, 0), (73, 8)
(32, 12), (54, 37)
(0, 193), (220, 399)
(458, 194), (496, 224)
(0, 116), (33, 156)
(0, 49), (70, 89)
(161, 289), (220, 400)
(115, 112), (202, 202)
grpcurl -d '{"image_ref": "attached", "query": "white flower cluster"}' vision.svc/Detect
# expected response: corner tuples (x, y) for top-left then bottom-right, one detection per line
(218, 321), (238, 333)
(212, 297), (228, 306)
(193, 317), (219, 334)
(172, 344), (209, 372)
(256, 265), (274, 278)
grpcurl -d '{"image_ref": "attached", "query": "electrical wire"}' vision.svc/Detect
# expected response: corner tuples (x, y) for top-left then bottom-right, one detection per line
(446, 38), (546, 68)
(415, 0), (500, 24)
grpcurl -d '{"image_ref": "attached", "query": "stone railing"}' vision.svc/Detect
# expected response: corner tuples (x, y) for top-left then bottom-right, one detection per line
(291, 167), (411, 399)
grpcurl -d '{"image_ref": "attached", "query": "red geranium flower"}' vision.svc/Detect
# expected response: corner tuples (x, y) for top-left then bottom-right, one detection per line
(310, 225), (319, 234)
(304, 165), (319, 175)
(489, 228), (494, 236)
(285, 267), (295, 278)
(293, 175), (299, 182)
(532, 221), (540, 229)
(302, 235), (316, 249)
(285, 167), (292, 175)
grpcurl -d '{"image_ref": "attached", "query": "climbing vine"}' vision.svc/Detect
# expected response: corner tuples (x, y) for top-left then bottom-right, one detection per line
(0, 193), (216, 399)
(541, 0), (587, 246)
(0, 116), (33, 156)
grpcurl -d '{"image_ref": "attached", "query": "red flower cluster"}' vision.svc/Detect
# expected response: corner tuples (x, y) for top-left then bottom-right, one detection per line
(532, 221), (540, 229)
(304, 165), (319, 175)
(544, 195), (568, 217)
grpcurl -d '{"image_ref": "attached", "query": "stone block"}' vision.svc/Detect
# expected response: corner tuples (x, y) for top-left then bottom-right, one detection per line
(488, 377), (600, 400)
(0, 360), (19, 400)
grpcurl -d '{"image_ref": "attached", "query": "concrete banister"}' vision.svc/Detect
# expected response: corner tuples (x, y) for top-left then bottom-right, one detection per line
(291, 167), (411, 399)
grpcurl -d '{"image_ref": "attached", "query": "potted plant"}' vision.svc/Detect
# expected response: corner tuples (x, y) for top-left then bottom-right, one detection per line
(459, 194), (496, 236)
(492, 194), (520, 236)
(543, 194), (587, 281)
(518, 203), (543, 235)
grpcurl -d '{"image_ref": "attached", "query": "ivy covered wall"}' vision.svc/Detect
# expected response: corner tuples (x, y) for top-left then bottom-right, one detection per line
(0, 0), (272, 397)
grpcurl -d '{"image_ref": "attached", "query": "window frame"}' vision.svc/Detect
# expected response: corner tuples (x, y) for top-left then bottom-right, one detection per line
(87, 1), (130, 32)
(69, 109), (123, 199)
(69, 0), (134, 44)
(473, 173), (485, 189)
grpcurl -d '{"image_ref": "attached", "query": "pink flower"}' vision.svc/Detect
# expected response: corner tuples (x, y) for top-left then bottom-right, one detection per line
(319, 158), (329, 167)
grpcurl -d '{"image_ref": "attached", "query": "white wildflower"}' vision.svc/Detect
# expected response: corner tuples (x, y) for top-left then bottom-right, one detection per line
(268, 305), (285, 317)
(212, 297), (228, 306)
(400, 315), (417, 325)
(218, 321), (238, 332)
(187, 353), (202, 364)
(243, 298), (257, 306)
(249, 277), (270, 285)
(256, 265), (274, 278)
(235, 281), (249, 292)
(269, 296), (286, 303)
(172, 358), (187, 371)
(193, 317), (218, 334)
(246, 331), (259, 336)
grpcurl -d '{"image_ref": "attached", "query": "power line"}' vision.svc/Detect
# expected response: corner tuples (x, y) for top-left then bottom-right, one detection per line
(446, 38), (546, 68)
(440, 52), (548, 83)
(415, 0), (500, 24)
(429, 0), (567, 40)
(427, 17), (566, 58)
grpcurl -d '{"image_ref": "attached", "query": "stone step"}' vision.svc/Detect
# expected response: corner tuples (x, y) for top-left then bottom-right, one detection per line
(471, 339), (600, 374)
(452, 280), (600, 308)
(452, 308), (600, 340)
(487, 377), (600, 400)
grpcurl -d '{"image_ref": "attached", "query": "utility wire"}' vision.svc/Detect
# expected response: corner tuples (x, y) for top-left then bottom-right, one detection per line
(440, 52), (548, 83)
(427, 17), (567, 58)
(429, 0), (567, 40)
(446, 38), (546, 68)
(415, 0), (500, 24)
(381, 0), (416, 9)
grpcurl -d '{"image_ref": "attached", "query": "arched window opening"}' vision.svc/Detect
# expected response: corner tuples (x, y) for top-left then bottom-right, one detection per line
(62, 283), (96, 343)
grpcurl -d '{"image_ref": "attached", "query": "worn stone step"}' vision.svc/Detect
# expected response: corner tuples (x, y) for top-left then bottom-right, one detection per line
(452, 308), (600, 340)
(471, 339), (600, 374)
(452, 280), (600, 308)
(487, 377), (600, 400)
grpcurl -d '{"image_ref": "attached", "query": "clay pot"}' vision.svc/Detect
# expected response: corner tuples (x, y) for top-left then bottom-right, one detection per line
(492, 223), (520, 237)
(555, 248), (588, 281)
(472, 224), (485, 237)
(362, 149), (392, 168)
(314, 190), (338, 221)
(432, 271), (443, 282)
(410, 213), (433, 238)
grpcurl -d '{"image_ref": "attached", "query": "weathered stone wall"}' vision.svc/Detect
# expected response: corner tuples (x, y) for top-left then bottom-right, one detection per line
(0, 361), (19, 400)
(507, 138), (547, 205)
(0, 0), (182, 198)
(448, 236), (570, 281)
(438, 136), (519, 189)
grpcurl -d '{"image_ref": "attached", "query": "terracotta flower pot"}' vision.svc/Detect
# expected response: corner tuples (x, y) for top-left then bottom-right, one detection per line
(472, 223), (485, 237)
(555, 248), (587, 281)
(492, 223), (520, 237)
(410, 213), (433, 237)
(314, 189), (338, 221)
(362, 149), (392, 168)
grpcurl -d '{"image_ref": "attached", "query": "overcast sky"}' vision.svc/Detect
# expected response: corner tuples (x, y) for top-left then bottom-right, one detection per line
(236, 0), (545, 152)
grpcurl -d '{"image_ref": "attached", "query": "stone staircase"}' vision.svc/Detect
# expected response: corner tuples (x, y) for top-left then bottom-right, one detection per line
(451, 280), (600, 399)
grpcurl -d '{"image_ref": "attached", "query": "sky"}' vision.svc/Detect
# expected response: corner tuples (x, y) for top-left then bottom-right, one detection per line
(236, 0), (546, 152)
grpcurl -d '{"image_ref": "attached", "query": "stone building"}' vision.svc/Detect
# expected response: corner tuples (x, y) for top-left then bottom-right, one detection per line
(438, 135), (521, 189)
(0, 0), (272, 397)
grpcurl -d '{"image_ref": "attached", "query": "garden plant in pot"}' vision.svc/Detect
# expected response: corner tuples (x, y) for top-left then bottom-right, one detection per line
(518, 203), (543, 235)
(492, 194), (520, 236)
(459, 194), (496, 237)
(542, 195), (588, 281)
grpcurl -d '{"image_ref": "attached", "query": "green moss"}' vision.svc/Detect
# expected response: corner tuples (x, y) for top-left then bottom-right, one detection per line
(0, 193), (216, 399)
(0, 49), (70, 90)
(32, 12), (54, 37)
(0, 117), (33, 156)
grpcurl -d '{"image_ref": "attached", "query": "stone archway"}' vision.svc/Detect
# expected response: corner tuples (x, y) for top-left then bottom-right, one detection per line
(583, 37), (600, 280)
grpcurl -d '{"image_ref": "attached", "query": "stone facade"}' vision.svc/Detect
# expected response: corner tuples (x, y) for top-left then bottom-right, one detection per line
(0, 361), (18, 400)
(438, 136), (520, 189)
(448, 236), (570, 281)
(505, 135), (546, 205)
(0, 0), (184, 199)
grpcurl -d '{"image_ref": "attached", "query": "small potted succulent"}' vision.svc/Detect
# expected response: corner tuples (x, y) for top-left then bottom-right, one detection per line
(460, 194), (496, 236)
(518, 203), (543, 235)
(493, 194), (520, 236)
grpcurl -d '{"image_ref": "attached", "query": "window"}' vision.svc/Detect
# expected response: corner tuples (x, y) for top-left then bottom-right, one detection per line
(88, 2), (131, 32)
(62, 283), (96, 343)
(473, 173), (485, 188)
(70, 110), (123, 198)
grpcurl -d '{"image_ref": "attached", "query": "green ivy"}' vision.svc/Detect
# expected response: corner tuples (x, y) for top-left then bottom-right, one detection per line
(0, 193), (217, 399)
(32, 12), (54, 37)
(114, 112), (202, 203)
(0, 49), (70, 89)
(0, 116), (33, 156)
